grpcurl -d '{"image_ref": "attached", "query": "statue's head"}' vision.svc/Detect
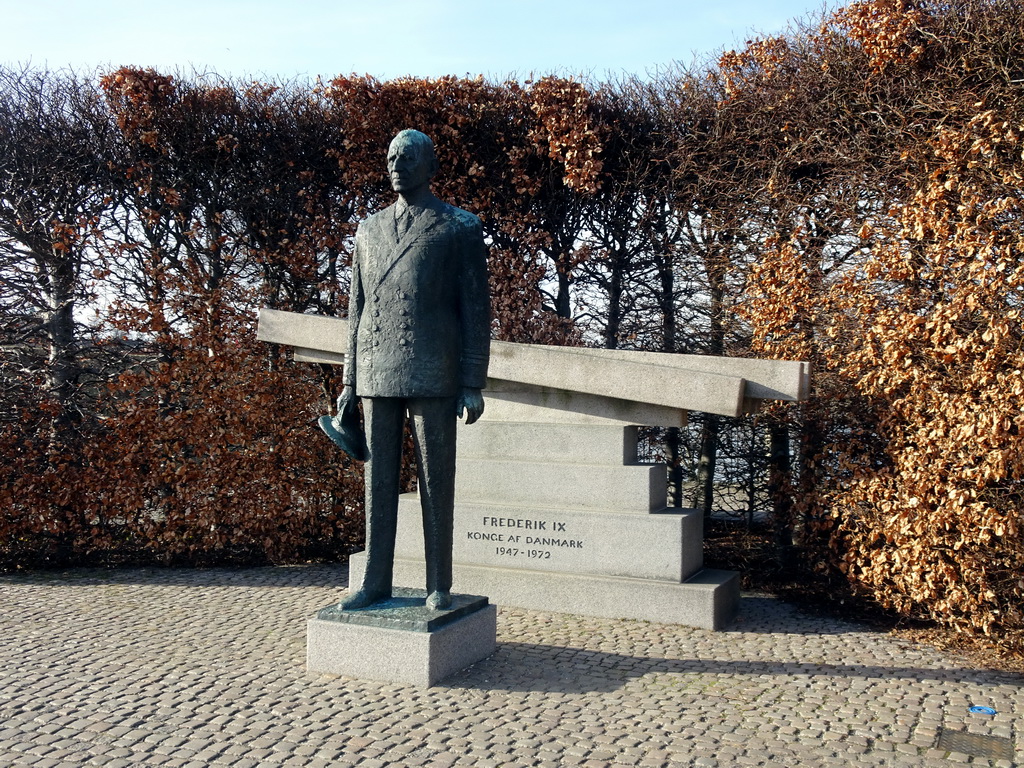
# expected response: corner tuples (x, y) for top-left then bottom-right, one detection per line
(387, 129), (438, 196)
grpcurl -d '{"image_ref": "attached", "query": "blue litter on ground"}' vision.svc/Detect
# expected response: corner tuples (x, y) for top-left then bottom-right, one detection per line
(969, 706), (997, 715)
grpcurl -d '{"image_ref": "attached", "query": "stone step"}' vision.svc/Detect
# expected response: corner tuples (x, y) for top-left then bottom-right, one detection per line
(349, 553), (740, 630)
(458, 421), (637, 465)
(395, 495), (703, 582)
(454, 457), (666, 512)
(482, 382), (687, 428)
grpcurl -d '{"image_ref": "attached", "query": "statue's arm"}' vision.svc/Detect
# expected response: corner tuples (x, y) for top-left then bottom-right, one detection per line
(456, 217), (490, 426)
(457, 217), (491, 391)
(343, 232), (365, 395)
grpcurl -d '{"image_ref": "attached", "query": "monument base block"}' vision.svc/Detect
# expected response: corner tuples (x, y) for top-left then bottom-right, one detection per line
(307, 588), (497, 686)
(349, 554), (740, 630)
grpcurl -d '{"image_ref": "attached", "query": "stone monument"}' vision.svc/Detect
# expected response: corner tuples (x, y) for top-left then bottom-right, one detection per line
(258, 134), (811, 655)
(259, 308), (810, 633)
(305, 129), (496, 685)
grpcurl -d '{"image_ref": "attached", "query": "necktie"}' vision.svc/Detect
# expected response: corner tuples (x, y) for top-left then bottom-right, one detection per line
(396, 206), (413, 237)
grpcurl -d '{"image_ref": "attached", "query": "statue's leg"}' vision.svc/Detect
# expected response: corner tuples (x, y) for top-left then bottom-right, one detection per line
(342, 396), (405, 609)
(409, 397), (456, 609)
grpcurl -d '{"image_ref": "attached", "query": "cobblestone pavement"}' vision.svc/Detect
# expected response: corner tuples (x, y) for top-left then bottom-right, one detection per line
(1, 566), (1021, 768)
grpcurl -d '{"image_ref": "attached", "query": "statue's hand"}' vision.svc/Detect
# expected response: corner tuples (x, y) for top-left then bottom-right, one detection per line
(333, 385), (356, 426)
(456, 387), (485, 425)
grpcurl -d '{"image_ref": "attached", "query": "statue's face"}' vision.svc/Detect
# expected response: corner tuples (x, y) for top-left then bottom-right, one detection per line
(387, 136), (434, 195)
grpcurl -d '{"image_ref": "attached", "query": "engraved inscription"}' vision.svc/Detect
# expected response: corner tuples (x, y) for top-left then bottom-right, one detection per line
(482, 516), (567, 532)
(465, 515), (584, 565)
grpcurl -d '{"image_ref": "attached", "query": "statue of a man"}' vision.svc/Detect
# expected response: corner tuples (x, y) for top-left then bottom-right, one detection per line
(333, 129), (490, 611)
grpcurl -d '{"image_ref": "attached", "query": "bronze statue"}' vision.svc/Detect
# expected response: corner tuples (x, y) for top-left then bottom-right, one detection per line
(325, 129), (490, 612)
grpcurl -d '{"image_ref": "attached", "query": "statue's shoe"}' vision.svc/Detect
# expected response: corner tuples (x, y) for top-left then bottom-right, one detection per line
(339, 589), (390, 610)
(425, 590), (451, 611)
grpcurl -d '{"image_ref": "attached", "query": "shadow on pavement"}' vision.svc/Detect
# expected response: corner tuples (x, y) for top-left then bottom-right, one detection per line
(0, 563), (348, 589)
(449, 640), (1021, 695)
(722, 594), (864, 635)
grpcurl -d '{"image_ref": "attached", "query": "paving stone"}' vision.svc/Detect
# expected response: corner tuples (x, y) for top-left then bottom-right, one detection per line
(2, 568), (1023, 767)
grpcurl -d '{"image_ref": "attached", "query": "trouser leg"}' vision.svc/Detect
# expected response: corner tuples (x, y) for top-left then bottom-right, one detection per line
(409, 397), (457, 595)
(359, 397), (406, 597)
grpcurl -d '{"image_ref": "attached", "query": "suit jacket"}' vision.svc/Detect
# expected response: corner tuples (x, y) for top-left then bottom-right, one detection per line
(344, 195), (490, 398)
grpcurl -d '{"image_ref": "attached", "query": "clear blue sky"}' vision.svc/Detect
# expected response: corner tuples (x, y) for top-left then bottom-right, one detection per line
(2, 0), (839, 82)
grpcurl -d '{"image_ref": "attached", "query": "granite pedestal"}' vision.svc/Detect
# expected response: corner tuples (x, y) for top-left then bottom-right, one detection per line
(307, 588), (497, 687)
